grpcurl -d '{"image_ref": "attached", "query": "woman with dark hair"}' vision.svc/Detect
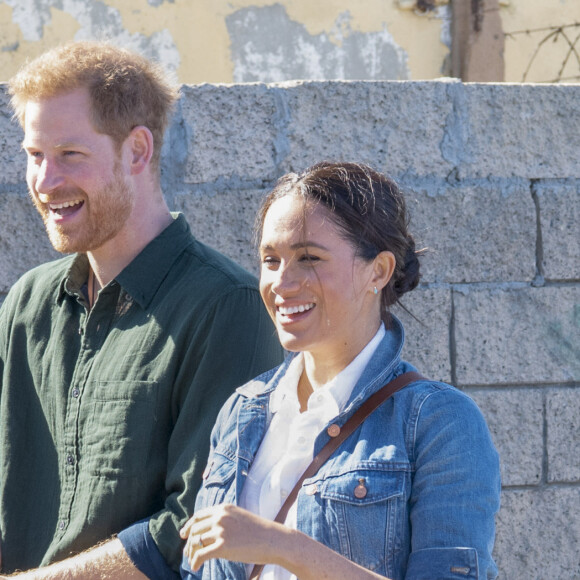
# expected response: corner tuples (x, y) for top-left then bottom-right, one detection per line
(180, 162), (500, 580)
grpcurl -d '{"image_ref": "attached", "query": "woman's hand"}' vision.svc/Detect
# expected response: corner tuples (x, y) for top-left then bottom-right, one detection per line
(179, 504), (289, 572)
(180, 504), (391, 580)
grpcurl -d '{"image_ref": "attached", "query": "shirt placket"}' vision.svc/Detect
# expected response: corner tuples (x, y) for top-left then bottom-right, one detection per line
(54, 284), (119, 540)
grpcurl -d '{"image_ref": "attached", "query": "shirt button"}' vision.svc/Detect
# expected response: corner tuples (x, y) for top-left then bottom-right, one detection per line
(72, 388), (80, 398)
(66, 454), (75, 466)
(297, 436), (306, 445)
(281, 489), (288, 498)
(58, 520), (66, 530)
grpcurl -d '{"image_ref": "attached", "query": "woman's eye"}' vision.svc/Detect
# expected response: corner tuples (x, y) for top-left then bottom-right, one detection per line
(262, 256), (280, 266)
(300, 254), (320, 263)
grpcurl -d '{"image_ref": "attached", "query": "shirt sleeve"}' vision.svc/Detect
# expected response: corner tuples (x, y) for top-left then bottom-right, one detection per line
(118, 519), (179, 579)
(134, 286), (283, 573)
(406, 387), (501, 580)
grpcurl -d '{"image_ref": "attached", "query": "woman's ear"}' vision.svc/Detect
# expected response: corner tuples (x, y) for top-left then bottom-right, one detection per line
(372, 251), (396, 292)
(125, 125), (154, 175)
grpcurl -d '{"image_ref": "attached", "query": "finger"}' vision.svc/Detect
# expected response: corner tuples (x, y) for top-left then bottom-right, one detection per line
(180, 514), (199, 537)
(187, 536), (207, 572)
(185, 533), (199, 553)
(189, 537), (217, 573)
(185, 531), (211, 560)
(180, 508), (215, 537)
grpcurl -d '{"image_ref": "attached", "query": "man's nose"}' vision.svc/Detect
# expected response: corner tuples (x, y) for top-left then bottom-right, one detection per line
(32, 159), (65, 195)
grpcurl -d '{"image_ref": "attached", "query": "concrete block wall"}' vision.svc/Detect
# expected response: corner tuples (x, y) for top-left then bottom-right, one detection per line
(1, 79), (578, 579)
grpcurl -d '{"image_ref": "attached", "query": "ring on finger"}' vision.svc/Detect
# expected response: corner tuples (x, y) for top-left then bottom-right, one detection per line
(198, 534), (204, 548)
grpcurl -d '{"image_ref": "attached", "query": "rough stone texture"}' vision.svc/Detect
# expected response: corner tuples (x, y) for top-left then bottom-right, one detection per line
(454, 285), (580, 385)
(534, 180), (580, 282)
(495, 487), (580, 579)
(547, 388), (580, 483)
(393, 287), (452, 383)
(0, 193), (59, 292)
(468, 388), (544, 486)
(172, 186), (265, 275)
(0, 87), (26, 186)
(457, 84), (580, 179)
(178, 84), (281, 185)
(279, 80), (455, 179)
(407, 181), (536, 283)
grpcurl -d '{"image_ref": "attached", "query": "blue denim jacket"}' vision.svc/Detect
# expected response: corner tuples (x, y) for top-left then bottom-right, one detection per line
(182, 316), (500, 579)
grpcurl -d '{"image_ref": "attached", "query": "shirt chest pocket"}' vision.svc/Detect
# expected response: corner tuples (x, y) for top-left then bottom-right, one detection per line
(308, 468), (408, 574)
(80, 380), (159, 478)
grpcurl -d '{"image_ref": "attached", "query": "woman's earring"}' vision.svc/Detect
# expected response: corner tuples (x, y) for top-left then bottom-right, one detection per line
(373, 286), (378, 295)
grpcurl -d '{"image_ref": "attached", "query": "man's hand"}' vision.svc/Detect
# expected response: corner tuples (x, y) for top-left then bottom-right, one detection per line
(2, 538), (147, 580)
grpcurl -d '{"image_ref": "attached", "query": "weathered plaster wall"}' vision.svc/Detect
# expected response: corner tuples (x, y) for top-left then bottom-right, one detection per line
(0, 0), (450, 83)
(0, 80), (579, 578)
(0, 0), (578, 84)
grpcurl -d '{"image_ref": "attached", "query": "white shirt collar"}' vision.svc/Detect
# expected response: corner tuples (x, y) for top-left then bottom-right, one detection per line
(269, 323), (386, 416)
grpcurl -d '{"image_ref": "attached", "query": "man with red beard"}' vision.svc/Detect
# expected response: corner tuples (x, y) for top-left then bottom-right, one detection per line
(0, 42), (282, 579)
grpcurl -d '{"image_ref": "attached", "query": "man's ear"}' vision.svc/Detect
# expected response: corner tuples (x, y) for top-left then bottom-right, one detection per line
(372, 251), (396, 292)
(125, 125), (154, 175)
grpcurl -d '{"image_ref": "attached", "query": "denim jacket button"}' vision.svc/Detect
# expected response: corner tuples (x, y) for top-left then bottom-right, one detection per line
(327, 424), (341, 437)
(354, 478), (367, 499)
(305, 484), (318, 496)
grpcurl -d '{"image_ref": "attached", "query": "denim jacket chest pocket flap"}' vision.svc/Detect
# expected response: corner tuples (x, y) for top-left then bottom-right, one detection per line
(202, 445), (237, 486)
(197, 446), (238, 508)
(313, 466), (407, 505)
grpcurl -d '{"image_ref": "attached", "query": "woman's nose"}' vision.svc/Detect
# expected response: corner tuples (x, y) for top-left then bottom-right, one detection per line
(271, 262), (301, 296)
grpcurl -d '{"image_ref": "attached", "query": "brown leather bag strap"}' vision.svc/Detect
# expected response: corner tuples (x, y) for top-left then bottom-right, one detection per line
(249, 371), (425, 579)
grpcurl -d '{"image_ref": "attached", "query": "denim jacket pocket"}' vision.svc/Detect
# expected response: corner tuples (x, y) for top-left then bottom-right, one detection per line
(196, 449), (237, 508)
(311, 467), (408, 574)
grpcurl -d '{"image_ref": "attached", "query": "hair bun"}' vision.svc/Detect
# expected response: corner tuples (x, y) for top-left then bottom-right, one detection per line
(394, 239), (421, 298)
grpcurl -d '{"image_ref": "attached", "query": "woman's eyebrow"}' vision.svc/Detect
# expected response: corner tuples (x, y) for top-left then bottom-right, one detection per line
(290, 241), (329, 251)
(260, 241), (329, 252)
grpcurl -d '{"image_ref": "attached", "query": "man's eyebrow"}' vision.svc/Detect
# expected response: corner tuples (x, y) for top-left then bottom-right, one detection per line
(22, 139), (88, 149)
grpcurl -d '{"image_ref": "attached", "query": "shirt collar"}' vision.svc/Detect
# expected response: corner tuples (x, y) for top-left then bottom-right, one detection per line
(57, 253), (89, 304)
(269, 324), (386, 416)
(328, 323), (386, 410)
(57, 213), (194, 309)
(269, 354), (304, 414)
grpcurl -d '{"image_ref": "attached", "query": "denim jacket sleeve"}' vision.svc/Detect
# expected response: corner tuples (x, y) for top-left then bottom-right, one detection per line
(406, 385), (500, 580)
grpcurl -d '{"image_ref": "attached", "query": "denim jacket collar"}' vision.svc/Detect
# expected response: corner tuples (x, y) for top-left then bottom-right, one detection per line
(236, 314), (406, 420)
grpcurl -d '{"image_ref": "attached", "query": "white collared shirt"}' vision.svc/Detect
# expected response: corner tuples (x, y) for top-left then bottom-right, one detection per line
(239, 324), (386, 579)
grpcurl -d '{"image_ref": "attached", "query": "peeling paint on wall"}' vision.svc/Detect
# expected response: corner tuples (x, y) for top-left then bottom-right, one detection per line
(226, 4), (409, 82)
(0, 0), (568, 85)
(0, 0), (180, 73)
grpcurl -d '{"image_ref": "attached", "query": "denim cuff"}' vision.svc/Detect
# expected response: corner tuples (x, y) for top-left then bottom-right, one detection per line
(118, 519), (180, 580)
(406, 547), (479, 579)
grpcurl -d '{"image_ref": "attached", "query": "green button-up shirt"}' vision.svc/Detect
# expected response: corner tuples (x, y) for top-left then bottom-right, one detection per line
(0, 213), (283, 573)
